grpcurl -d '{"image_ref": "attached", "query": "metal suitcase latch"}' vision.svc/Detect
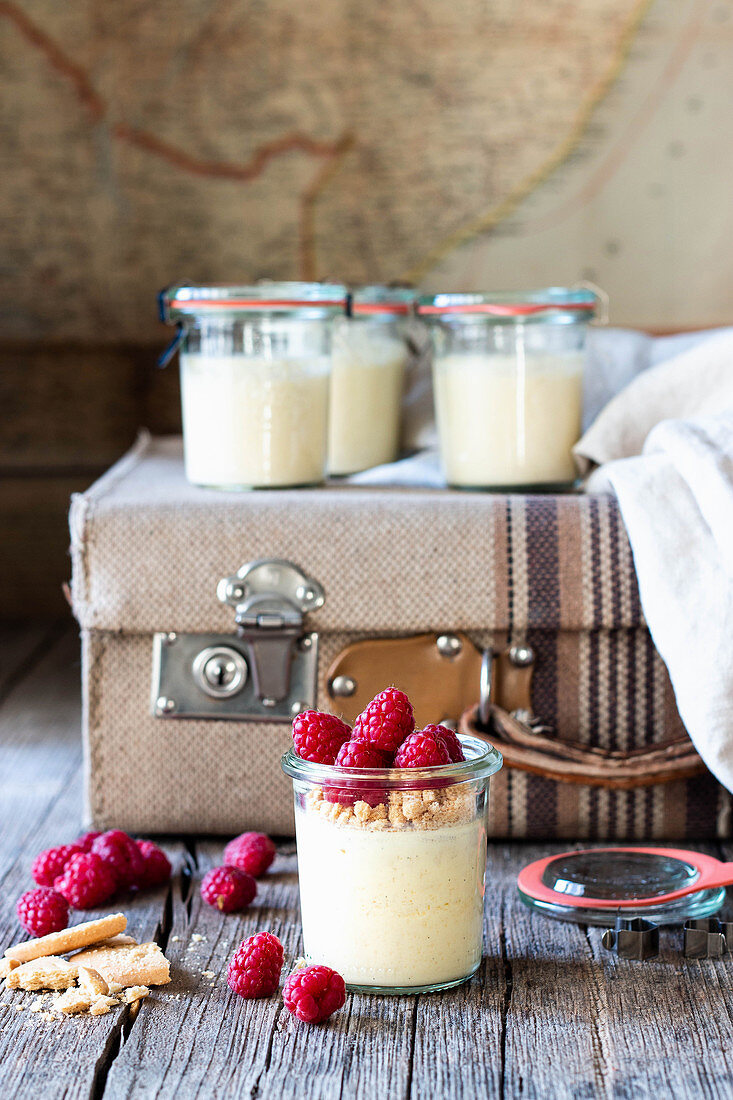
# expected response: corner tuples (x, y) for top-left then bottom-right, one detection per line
(151, 559), (324, 722)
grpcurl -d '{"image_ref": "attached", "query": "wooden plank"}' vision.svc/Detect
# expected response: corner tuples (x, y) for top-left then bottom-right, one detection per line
(0, 476), (93, 618)
(0, 625), (180, 1100)
(0, 343), (178, 470)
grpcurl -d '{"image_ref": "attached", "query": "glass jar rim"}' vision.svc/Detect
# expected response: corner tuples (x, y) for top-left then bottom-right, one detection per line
(417, 287), (597, 321)
(281, 733), (502, 787)
(350, 286), (416, 317)
(160, 282), (348, 322)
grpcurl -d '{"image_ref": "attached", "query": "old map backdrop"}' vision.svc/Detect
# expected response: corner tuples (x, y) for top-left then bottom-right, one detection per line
(1, 0), (731, 614)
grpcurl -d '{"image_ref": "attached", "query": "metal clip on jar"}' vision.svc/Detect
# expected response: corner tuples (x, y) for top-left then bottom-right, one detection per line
(160, 283), (347, 489)
(328, 287), (415, 476)
(418, 288), (598, 490)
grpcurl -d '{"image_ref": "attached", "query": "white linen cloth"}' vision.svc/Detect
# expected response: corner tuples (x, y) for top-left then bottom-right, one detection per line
(575, 331), (733, 793)
(349, 324), (733, 791)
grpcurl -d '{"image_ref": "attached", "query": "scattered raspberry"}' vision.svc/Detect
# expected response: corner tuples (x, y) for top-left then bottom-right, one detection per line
(394, 729), (451, 768)
(223, 833), (276, 878)
(31, 844), (83, 888)
(201, 866), (257, 913)
(421, 724), (465, 763)
(227, 932), (284, 998)
(353, 687), (415, 755)
(292, 710), (352, 764)
(324, 740), (389, 806)
(54, 853), (117, 909)
(75, 831), (102, 852)
(91, 830), (144, 889)
(16, 887), (69, 938)
(282, 964), (346, 1024)
(136, 841), (172, 888)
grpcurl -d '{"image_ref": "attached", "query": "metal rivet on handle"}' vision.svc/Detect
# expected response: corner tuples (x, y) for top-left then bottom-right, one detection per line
(290, 701), (310, 717)
(331, 675), (357, 698)
(162, 632), (177, 646)
(156, 696), (176, 715)
(509, 643), (535, 667)
(437, 634), (463, 658)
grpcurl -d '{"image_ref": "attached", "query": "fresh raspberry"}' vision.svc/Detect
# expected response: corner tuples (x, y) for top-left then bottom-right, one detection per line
(91, 830), (144, 889)
(420, 724), (465, 763)
(292, 710), (352, 764)
(75, 831), (102, 852)
(227, 932), (284, 998)
(201, 866), (257, 913)
(334, 740), (389, 769)
(324, 740), (389, 806)
(353, 687), (415, 755)
(31, 844), (83, 888)
(16, 887), (69, 938)
(283, 964), (346, 1024)
(136, 840), (172, 888)
(223, 833), (276, 878)
(394, 729), (451, 768)
(54, 852), (117, 909)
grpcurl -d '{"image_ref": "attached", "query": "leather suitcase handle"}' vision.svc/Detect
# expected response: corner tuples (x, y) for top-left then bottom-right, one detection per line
(460, 704), (707, 789)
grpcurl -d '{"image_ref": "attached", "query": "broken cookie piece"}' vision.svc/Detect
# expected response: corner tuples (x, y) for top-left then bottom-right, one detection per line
(0, 958), (19, 981)
(78, 967), (109, 998)
(4, 913), (127, 965)
(5, 956), (78, 992)
(72, 942), (170, 989)
(56, 987), (93, 1015)
(89, 996), (119, 1016)
(122, 985), (149, 1004)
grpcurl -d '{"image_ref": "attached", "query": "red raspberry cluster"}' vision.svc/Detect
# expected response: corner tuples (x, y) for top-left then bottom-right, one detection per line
(226, 932), (345, 1025)
(17, 830), (172, 937)
(289, 687), (465, 790)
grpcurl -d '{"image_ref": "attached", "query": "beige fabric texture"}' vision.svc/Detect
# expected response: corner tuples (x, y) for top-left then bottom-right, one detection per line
(69, 435), (642, 636)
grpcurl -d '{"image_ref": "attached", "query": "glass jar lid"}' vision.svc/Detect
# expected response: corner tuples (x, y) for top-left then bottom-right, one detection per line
(417, 287), (597, 323)
(350, 286), (416, 317)
(160, 282), (348, 323)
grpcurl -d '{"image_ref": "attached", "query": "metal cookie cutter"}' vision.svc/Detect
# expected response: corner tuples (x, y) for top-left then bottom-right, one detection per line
(601, 917), (660, 960)
(683, 918), (733, 959)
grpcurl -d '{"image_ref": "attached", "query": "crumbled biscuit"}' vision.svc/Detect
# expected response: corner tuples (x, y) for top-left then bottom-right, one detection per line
(6, 957), (78, 992)
(121, 986), (149, 1004)
(191, 935), (205, 943)
(5, 913), (127, 965)
(107, 981), (124, 995)
(89, 996), (119, 1016)
(83, 934), (138, 951)
(29, 996), (46, 1013)
(71, 942), (170, 989)
(78, 967), (109, 997)
(56, 988), (92, 1015)
(309, 786), (474, 830)
(0, 958), (19, 981)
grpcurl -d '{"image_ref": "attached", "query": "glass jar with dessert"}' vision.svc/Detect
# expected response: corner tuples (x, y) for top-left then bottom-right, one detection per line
(328, 287), (415, 476)
(159, 282), (347, 489)
(417, 287), (598, 490)
(282, 689), (503, 995)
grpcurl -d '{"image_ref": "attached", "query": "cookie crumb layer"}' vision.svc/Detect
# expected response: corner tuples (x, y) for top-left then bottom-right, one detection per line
(306, 786), (475, 830)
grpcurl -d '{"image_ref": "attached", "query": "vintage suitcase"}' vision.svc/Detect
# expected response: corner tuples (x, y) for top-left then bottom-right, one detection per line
(69, 434), (731, 839)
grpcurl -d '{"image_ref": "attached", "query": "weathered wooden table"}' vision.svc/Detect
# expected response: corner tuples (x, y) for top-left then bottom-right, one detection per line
(2, 624), (733, 1099)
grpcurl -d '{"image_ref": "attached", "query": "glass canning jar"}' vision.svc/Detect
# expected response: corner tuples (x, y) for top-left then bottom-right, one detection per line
(160, 283), (347, 489)
(328, 287), (415, 475)
(282, 735), (502, 994)
(418, 288), (598, 490)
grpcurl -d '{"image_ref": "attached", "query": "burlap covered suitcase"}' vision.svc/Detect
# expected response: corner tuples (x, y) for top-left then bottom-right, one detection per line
(69, 434), (731, 839)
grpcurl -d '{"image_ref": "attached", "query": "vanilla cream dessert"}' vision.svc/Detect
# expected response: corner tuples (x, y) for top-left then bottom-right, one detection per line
(180, 353), (330, 488)
(433, 351), (583, 487)
(295, 788), (486, 989)
(328, 325), (407, 475)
